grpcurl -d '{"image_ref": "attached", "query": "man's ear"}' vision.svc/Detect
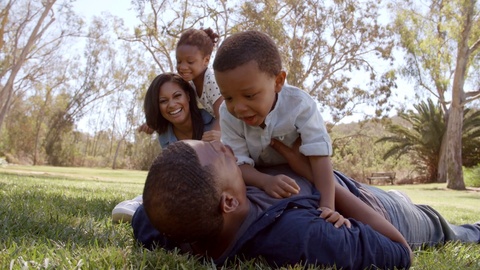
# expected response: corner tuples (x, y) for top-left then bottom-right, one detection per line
(220, 193), (239, 214)
(274, 71), (286, 93)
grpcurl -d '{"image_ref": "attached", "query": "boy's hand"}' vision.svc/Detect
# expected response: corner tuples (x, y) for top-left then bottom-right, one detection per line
(201, 130), (221, 142)
(263, 174), (301, 199)
(318, 207), (351, 228)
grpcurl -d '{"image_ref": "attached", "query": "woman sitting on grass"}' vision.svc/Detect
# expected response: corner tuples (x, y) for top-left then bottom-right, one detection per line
(112, 72), (220, 223)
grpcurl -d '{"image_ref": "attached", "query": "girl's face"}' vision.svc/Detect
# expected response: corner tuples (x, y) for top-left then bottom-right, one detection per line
(176, 45), (210, 82)
(158, 81), (191, 126)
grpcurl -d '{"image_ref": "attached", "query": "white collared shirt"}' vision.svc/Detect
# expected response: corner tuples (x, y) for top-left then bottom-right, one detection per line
(220, 84), (332, 166)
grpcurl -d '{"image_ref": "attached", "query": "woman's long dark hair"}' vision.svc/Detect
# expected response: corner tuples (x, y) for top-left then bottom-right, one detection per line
(144, 73), (204, 140)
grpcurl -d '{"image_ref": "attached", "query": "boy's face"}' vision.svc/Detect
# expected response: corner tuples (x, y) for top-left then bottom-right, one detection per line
(215, 60), (285, 127)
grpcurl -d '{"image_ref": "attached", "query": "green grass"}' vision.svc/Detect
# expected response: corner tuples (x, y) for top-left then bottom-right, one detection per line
(376, 184), (480, 225)
(1, 166), (480, 269)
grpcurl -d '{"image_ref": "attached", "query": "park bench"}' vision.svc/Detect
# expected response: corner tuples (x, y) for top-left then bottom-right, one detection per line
(367, 172), (396, 185)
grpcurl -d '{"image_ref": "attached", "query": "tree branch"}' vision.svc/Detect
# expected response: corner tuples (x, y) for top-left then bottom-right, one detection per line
(469, 38), (480, 54)
(462, 88), (480, 106)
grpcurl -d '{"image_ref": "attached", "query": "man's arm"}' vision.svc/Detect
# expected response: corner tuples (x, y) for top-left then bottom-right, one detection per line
(239, 197), (411, 269)
(270, 138), (413, 257)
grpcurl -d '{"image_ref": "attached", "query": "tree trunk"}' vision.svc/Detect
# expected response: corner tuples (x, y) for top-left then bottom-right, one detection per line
(112, 138), (123, 170)
(0, 1), (56, 133)
(444, 0), (474, 190)
(445, 106), (465, 190)
(436, 128), (447, 183)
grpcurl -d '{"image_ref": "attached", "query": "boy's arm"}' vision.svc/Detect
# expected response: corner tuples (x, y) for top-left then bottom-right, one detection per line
(309, 156), (335, 211)
(239, 164), (270, 188)
(240, 164), (300, 198)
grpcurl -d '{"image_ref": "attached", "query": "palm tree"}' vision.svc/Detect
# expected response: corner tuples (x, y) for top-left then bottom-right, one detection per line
(462, 108), (480, 167)
(377, 99), (480, 183)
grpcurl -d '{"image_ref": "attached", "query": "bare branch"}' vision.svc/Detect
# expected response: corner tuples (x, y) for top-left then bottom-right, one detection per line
(469, 38), (480, 54)
(462, 88), (480, 105)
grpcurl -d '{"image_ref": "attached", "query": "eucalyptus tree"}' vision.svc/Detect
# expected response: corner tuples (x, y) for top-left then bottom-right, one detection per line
(118, 0), (236, 73)
(43, 16), (139, 165)
(391, 0), (480, 189)
(0, 0), (82, 134)
(119, 0), (403, 126)
(236, 0), (398, 124)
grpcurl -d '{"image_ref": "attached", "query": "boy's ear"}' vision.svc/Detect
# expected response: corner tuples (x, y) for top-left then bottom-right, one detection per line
(274, 71), (287, 93)
(220, 193), (239, 214)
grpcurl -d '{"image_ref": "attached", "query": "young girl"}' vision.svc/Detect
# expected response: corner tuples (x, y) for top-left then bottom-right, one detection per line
(175, 28), (224, 130)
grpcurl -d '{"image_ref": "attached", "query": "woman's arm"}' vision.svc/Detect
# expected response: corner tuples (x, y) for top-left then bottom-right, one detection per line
(211, 96), (224, 131)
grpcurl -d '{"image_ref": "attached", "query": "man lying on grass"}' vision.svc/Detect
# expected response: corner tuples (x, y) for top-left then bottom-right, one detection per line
(133, 140), (480, 269)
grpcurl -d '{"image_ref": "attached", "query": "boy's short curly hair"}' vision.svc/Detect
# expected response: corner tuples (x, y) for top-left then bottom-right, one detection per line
(177, 28), (219, 57)
(142, 141), (223, 243)
(213, 30), (282, 77)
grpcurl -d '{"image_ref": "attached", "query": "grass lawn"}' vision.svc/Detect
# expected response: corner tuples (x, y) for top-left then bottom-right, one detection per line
(1, 164), (480, 269)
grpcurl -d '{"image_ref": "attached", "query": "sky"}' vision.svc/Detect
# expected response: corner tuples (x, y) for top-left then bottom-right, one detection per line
(73, 0), (137, 26)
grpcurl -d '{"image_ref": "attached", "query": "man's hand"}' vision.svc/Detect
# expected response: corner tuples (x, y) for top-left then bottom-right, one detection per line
(263, 174), (301, 199)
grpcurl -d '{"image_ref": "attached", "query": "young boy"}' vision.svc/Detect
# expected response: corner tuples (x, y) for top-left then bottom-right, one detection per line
(213, 31), (339, 225)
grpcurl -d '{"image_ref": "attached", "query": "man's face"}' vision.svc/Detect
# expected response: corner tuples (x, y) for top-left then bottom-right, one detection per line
(215, 60), (283, 127)
(185, 140), (245, 194)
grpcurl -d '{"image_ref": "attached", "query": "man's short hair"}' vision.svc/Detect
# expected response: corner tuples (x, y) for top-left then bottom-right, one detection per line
(213, 30), (282, 77)
(143, 141), (223, 243)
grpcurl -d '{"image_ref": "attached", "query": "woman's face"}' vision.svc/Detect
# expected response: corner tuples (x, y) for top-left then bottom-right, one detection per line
(158, 81), (191, 126)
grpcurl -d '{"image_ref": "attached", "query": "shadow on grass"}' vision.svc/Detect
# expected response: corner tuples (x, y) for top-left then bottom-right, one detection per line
(0, 171), (143, 186)
(1, 183), (133, 248)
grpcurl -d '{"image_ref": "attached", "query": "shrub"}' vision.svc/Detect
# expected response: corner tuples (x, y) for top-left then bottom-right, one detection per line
(5, 153), (18, 164)
(464, 165), (480, 188)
